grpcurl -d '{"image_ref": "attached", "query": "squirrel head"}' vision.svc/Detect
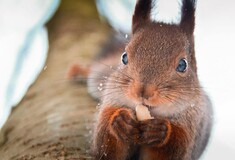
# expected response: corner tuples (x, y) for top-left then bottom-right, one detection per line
(116, 0), (201, 115)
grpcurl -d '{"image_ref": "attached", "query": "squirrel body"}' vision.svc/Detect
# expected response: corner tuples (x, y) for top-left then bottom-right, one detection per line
(68, 0), (213, 159)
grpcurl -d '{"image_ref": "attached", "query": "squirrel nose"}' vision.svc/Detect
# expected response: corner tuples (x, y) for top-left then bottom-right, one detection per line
(138, 85), (155, 100)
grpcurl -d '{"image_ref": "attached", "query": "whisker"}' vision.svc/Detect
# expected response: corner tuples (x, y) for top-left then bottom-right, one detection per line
(87, 69), (131, 82)
(91, 84), (127, 95)
(87, 85), (123, 96)
(163, 95), (181, 106)
(167, 90), (199, 96)
(97, 90), (124, 100)
(56, 75), (130, 86)
(86, 84), (129, 90)
(86, 80), (130, 88)
(96, 61), (134, 81)
(166, 93), (192, 106)
(171, 86), (203, 89)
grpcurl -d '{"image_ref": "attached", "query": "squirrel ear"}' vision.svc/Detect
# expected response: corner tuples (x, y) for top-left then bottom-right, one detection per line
(180, 0), (197, 36)
(132, 0), (152, 34)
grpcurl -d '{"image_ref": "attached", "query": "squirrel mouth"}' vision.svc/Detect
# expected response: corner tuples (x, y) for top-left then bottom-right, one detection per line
(142, 103), (157, 109)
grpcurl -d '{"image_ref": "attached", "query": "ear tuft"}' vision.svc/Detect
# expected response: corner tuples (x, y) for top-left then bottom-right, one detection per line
(180, 0), (197, 36)
(132, 0), (152, 34)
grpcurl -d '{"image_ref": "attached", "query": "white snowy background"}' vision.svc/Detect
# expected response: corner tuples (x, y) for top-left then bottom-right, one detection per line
(0, 0), (234, 159)
(0, 0), (60, 129)
(195, 0), (235, 159)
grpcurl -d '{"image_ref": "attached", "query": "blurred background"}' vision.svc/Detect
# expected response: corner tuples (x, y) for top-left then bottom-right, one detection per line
(0, 0), (234, 159)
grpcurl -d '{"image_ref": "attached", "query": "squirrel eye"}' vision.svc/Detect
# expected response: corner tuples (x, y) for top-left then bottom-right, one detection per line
(176, 58), (188, 73)
(121, 52), (128, 65)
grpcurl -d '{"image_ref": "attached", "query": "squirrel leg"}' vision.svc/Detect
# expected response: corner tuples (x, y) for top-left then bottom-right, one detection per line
(92, 106), (140, 160)
(66, 62), (90, 81)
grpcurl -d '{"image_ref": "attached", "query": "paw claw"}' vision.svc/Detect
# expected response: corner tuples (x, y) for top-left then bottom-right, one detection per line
(138, 119), (170, 146)
(110, 109), (139, 143)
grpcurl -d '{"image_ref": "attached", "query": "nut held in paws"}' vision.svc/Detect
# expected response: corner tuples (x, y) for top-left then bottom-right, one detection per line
(136, 105), (154, 121)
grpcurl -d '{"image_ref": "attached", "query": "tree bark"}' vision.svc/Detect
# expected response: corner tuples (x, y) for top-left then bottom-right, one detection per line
(0, 0), (110, 159)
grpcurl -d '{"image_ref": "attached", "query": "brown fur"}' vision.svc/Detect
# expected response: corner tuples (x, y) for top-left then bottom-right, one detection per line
(70, 0), (213, 159)
(66, 62), (90, 79)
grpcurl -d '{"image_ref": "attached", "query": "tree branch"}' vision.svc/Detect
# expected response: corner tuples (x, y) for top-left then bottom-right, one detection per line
(0, 0), (110, 159)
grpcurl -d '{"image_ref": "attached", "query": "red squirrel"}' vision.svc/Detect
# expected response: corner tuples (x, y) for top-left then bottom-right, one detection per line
(67, 0), (213, 159)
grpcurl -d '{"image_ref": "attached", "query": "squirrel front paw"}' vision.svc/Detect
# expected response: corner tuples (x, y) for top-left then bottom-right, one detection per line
(138, 119), (171, 147)
(109, 108), (140, 143)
